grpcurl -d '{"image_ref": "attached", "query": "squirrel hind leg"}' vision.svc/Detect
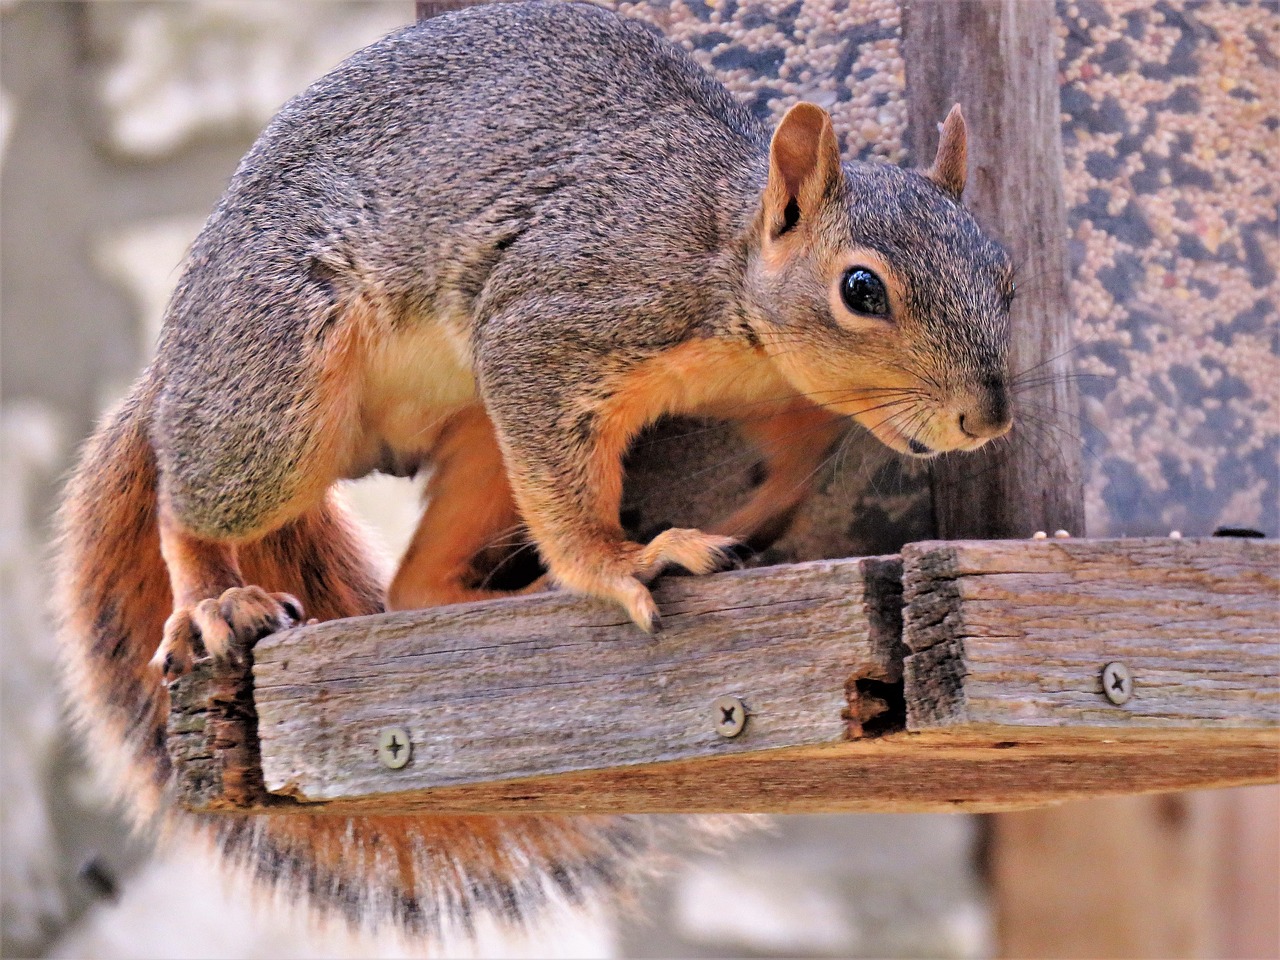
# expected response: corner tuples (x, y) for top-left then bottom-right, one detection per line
(239, 491), (386, 621)
(710, 400), (845, 551)
(387, 407), (538, 610)
(154, 507), (303, 681)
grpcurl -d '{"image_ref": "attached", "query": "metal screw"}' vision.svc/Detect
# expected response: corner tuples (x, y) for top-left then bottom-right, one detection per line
(1101, 662), (1133, 705)
(377, 726), (412, 769)
(713, 696), (747, 738)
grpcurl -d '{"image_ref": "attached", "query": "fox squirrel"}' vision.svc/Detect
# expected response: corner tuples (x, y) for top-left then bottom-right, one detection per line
(54, 0), (1013, 939)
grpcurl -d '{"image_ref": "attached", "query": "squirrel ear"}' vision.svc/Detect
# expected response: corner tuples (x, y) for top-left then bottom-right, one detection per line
(764, 102), (842, 238)
(927, 103), (967, 200)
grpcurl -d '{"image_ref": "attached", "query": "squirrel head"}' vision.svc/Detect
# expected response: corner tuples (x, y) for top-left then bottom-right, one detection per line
(745, 102), (1014, 459)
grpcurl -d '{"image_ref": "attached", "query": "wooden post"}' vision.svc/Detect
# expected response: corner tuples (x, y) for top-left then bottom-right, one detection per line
(903, 0), (1084, 540)
(900, 4), (1275, 957)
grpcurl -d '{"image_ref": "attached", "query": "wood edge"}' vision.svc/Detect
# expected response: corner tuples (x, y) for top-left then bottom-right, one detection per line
(901, 542), (960, 655)
(904, 639), (967, 731)
(168, 653), (296, 813)
(177, 727), (1280, 817)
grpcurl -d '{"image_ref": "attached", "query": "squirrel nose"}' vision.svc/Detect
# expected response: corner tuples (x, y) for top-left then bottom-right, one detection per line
(957, 382), (1012, 440)
(957, 411), (1011, 440)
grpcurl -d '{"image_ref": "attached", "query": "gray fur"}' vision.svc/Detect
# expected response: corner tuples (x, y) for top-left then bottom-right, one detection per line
(153, 1), (1009, 537)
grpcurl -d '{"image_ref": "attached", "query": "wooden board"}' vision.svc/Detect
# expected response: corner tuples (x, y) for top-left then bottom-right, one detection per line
(902, 537), (1280, 730)
(166, 538), (1278, 816)
(170, 556), (903, 810)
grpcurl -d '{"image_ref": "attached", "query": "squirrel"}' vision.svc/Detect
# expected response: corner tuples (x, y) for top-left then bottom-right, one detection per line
(54, 0), (1014, 939)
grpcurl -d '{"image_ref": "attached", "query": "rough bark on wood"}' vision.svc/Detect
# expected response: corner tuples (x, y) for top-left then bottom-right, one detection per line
(248, 557), (903, 804)
(902, 0), (1085, 539)
(902, 537), (1280, 730)
(165, 650), (289, 812)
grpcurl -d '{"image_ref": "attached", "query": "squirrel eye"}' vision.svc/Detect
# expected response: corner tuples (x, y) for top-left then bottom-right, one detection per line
(840, 267), (889, 317)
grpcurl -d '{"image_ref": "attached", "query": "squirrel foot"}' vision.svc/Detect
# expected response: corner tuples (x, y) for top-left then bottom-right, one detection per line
(153, 585), (302, 682)
(631, 528), (741, 581)
(563, 528), (740, 634)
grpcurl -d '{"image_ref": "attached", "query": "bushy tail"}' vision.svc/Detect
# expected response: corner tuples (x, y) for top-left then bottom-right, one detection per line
(53, 379), (714, 938)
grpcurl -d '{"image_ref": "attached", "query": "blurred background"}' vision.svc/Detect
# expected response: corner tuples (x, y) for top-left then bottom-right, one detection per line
(1, 1), (1275, 958)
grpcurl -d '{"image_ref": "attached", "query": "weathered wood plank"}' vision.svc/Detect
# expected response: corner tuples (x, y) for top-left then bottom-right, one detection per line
(249, 556), (903, 804)
(166, 647), (286, 813)
(902, 537), (1280, 730)
(165, 539), (1278, 816)
(167, 729), (1278, 817)
(902, 0), (1084, 539)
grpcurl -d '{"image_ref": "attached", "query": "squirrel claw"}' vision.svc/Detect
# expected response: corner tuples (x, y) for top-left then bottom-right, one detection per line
(710, 542), (751, 573)
(151, 627), (193, 683)
(616, 577), (661, 633)
(153, 586), (303, 681)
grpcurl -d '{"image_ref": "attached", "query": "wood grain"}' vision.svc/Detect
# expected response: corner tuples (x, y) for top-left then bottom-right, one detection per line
(902, 0), (1085, 539)
(902, 537), (1280, 730)
(249, 556), (903, 804)
(166, 648), (282, 812)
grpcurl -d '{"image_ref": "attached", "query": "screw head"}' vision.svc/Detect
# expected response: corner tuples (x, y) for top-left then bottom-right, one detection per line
(377, 726), (412, 769)
(1101, 662), (1133, 705)
(713, 696), (747, 738)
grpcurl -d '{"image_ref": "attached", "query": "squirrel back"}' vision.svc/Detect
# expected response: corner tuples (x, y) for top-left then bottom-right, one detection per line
(154, 0), (770, 536)
(55, 0), (1012, 940)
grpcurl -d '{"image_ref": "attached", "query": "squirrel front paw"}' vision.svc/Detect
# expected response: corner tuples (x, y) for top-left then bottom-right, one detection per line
(558, 528), (741, 633)
(153, 585), (302, 682)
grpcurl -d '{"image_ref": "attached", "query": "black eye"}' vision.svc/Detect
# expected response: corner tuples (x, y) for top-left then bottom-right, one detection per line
(841, 267), (889, 317)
